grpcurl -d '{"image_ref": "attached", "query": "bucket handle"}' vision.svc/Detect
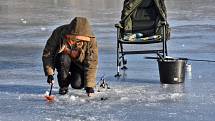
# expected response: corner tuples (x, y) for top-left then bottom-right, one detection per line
(157, 52), (165, 62)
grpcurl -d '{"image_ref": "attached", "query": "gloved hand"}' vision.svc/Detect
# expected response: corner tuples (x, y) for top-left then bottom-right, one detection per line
(47, 75), (54, 84)
(85, 87), (94, 97)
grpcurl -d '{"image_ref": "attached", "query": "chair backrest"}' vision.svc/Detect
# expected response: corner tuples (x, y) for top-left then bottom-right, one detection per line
(131, 0), (158, 36)
(120, 0), (167, 37)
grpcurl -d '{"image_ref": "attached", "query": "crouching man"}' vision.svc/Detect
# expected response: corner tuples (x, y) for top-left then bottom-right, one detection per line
(42, 17), (98, 96)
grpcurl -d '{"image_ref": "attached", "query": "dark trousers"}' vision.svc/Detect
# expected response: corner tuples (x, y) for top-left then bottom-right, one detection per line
(55, 53), (84, 89)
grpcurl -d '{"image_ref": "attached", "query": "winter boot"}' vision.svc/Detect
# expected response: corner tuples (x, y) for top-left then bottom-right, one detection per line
(59, 87), (68, 95)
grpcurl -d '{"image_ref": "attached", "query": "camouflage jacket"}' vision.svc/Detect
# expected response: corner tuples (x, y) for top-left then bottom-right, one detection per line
(42, 17), (98, 87)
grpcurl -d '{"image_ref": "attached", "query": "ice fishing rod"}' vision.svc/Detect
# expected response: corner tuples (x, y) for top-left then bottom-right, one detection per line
(145, 56), (215, 63)
(48, 83), (53, 96)
(177, 58), (215, 63)
(44, 83), (55, 102)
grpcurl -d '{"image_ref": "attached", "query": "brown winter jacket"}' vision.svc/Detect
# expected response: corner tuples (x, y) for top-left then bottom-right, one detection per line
(42, 17), (98, 88)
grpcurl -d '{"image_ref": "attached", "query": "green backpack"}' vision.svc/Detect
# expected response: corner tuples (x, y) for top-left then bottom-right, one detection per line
(120, 0), (170, 40)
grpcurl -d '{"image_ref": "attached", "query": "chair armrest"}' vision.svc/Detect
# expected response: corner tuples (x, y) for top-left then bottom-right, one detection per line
(115, 23), (123, 29)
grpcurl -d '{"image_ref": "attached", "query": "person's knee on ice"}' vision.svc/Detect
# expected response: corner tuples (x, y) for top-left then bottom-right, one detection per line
(70, 70), (84, 89)
(42, 17), (98, 96)
(71, 80), (84, 89)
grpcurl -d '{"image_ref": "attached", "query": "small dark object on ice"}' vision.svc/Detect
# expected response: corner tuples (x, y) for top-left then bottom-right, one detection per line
(101, 97), (108, 101)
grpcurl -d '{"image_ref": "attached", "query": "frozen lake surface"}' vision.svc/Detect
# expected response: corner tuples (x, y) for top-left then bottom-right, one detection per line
(0, 0), (215, 121)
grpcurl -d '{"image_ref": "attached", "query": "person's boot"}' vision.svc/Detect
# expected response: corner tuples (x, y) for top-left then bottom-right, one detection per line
(59, 87), (68, 95)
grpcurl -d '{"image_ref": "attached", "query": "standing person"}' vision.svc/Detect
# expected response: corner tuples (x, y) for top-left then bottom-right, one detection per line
(42, 17), (98, 97)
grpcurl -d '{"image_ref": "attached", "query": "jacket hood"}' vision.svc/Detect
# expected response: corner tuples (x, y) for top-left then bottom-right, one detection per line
(69, 17), (95, 38)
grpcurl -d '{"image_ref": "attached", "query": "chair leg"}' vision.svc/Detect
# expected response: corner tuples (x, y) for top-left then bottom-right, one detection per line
(121, 63), (128, 70)
(120, 43), (128, 70)
(115, 40), (121, 77)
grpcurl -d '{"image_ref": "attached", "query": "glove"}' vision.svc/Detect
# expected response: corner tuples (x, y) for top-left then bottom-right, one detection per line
(85, 87), (94, 97)
(47, 75), (54, 84)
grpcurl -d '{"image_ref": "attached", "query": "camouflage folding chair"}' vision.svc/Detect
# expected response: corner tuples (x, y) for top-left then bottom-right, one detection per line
(115, 0), (171, 77)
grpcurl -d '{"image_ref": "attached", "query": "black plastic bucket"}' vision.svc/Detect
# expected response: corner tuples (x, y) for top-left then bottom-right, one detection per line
(157, 59), (187, 84)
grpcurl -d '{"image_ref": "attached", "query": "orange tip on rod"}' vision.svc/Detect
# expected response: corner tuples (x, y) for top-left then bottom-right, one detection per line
(44, 95), (55, 102)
